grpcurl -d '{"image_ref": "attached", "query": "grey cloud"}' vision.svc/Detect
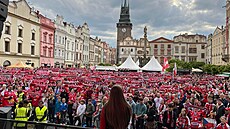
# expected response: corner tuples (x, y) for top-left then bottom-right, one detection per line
(27, 0), (226, 47)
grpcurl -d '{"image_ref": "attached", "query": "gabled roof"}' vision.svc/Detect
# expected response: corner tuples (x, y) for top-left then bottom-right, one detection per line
(118, 55), (140, 70)
(149, 37), (174, 43)
(141, 56), (162, 72)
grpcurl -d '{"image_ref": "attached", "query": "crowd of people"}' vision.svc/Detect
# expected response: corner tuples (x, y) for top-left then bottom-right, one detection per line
(0, 67), (230, 129)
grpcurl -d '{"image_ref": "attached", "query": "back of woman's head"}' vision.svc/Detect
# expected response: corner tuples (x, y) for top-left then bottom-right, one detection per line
(104, 85), (132, 129)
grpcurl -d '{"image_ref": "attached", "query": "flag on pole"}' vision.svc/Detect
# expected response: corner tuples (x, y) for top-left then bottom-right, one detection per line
(173, 62), (177, 76)
(162, 57), (169, 72)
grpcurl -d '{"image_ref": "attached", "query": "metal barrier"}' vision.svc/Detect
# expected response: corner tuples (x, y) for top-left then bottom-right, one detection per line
(0, 118), (95, 129)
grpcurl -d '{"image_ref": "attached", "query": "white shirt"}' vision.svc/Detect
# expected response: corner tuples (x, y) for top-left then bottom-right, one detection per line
(77, 104), (86, 116)
(154, 97), (163, 109)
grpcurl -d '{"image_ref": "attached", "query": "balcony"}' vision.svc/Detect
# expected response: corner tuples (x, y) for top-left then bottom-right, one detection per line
(222, 54), (230, 62)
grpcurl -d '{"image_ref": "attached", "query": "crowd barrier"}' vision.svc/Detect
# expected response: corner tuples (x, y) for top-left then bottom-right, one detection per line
(0, 118), (94, 129)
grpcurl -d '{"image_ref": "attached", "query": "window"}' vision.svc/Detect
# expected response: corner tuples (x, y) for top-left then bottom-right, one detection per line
(57, 50), (60, 57)
(54, 49), (57, 56)
(201, 45), (205, 49)
(18, 43), (22, 53)
(201, 53), (205, 58)
(167, 50), (171, 55)
(5, 41), (10, 52)
(189, 48), (197, 53)
(62, 37), (65, 44)
(72, 43), (74, 51)
(32, 33), (35, 40)
(44, 35), (47, 42)
(71, 53), (73, 60)
(154, 50), (158, 55)
(161, 44), (164, 49)
(196, 40), (198, 43)
(62, 50), (64, 57)
(122, 48), (124, 52)
(55, 35), (57, 43)
(48, 49), (52, 57)
(175, 46), (179, 53)
(137, 50), (142, 54)
(5, 25), (10, 34)
(31, 46), (35, 55)
(189, 56), (197, 62)
(154, 45), (158, 48)
(131, 49), (133, 52)
(49, 36), (52, 44)
(168, 44), (171, 48)
(43, 47), (47, 56)
(175, 56), (179, 59)
(160, 50), (164, 55)
(67, 42), (70, 49)
(181, 56), (185, 61)
(160, 57), (164, 64)
(181, 46), (185, 53)
(59, 36), (61, 44)
(18, 29), (23, 37)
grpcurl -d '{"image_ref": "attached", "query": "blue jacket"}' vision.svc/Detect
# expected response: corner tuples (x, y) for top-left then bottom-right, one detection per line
(60, 102), (68, 112)
(55, 101), (61, 114)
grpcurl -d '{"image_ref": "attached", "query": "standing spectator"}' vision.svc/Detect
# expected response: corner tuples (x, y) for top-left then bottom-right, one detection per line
(34, 101), (48, 129)
(48, 94), (55, 122)
(176, 108), (191, 129)
(128, 96), (136, 129)
(100, 86), (132, 129)
(60, 98), (68, 124)
(163, 103), (177, 129)
(75, 100), (86, 126)
(216, 99), (226, 124)
(135, 98), (147, 129)
(68, 99), (74, 125)
(144, 101), (158, 129)
(216, 116), (230, 129)
(154, 93), (163, 109)
(60, 88), (69, 103)
(85, 99), (95, 127)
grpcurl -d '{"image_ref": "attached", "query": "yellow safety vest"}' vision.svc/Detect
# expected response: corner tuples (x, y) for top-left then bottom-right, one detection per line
(35, 106), (47, 122)
(16, 92), (24, 104)
(14, 107), (28, 127)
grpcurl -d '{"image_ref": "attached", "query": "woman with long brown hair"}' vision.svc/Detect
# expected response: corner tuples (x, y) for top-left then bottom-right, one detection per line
(100, 85), (132, 129)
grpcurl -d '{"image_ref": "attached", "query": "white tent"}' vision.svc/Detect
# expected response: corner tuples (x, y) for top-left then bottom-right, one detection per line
(95, 66), (117, 71)
(141, 56), (162, 72)
(118, 55), (140, 71)
(136, 59), (140, 66)
(192, 68), (203, 72)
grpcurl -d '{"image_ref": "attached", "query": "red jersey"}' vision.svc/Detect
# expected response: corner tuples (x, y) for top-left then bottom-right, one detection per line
(176, 116), (191, 129)
(29, 93), (42, 107)
(3, 90), (17, 107)
(216, 123), (230, 129)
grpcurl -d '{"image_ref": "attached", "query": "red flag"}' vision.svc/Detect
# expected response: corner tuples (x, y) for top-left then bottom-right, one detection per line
(162, 57), (169, 72)
(173, 63), (177, 76)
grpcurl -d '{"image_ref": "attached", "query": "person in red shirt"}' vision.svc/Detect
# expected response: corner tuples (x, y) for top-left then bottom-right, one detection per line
(2, 86), (17, 107)
(216, 116), (230, 129)
(176, 108), (191, 129)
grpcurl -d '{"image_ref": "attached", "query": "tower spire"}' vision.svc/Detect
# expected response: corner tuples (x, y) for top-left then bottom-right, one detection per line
(124, 0), (127, 7)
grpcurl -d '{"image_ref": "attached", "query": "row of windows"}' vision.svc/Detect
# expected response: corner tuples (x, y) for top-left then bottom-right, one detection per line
(154, 44), (171, 49)
(54, 49), (64, 57)
(5, 25), (36, 40)
(43, 34), (53, 44)
(4, 41), (35, 55)
(42, 47), (53, 57)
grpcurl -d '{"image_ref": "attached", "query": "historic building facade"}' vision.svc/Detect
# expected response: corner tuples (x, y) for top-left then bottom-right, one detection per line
(39, 14), (55, 67)
(0, 0), (40, 67)
(206, 34), (213, 64)
(64, 22), (75, 67)
(54, 15), (66, 68)
(173, 33), (207, 63)
(149, 37), (173, 65)
(211, 27), (226, 65)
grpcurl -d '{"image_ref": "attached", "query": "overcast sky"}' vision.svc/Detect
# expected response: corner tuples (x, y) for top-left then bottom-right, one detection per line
(26, 0), (226, 47)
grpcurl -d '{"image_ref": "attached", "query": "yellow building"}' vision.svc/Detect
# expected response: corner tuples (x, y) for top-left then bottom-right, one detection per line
(0, 0), (40, 67)
(212, 26), (226, 65)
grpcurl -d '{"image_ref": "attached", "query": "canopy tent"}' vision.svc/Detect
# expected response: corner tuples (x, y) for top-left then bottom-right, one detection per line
(136, 59), (140, 66)
(192, 68), (203, 72)
(141, 56), (162, 72)
(7, 61), (33, 69)
(118, 55), (140, 71)
(95, 66), (117, 71)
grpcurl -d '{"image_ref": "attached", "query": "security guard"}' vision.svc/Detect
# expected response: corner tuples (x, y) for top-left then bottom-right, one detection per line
(14, 101), (29, 129)
(16, 87), (25, 104)
(34, 101), (47, 129)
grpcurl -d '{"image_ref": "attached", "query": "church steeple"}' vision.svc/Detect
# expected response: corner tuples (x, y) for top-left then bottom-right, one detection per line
(119, 0), (131, 23)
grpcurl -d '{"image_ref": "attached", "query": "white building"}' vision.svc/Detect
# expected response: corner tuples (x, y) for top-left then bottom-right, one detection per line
(54, 15), (66, 68)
